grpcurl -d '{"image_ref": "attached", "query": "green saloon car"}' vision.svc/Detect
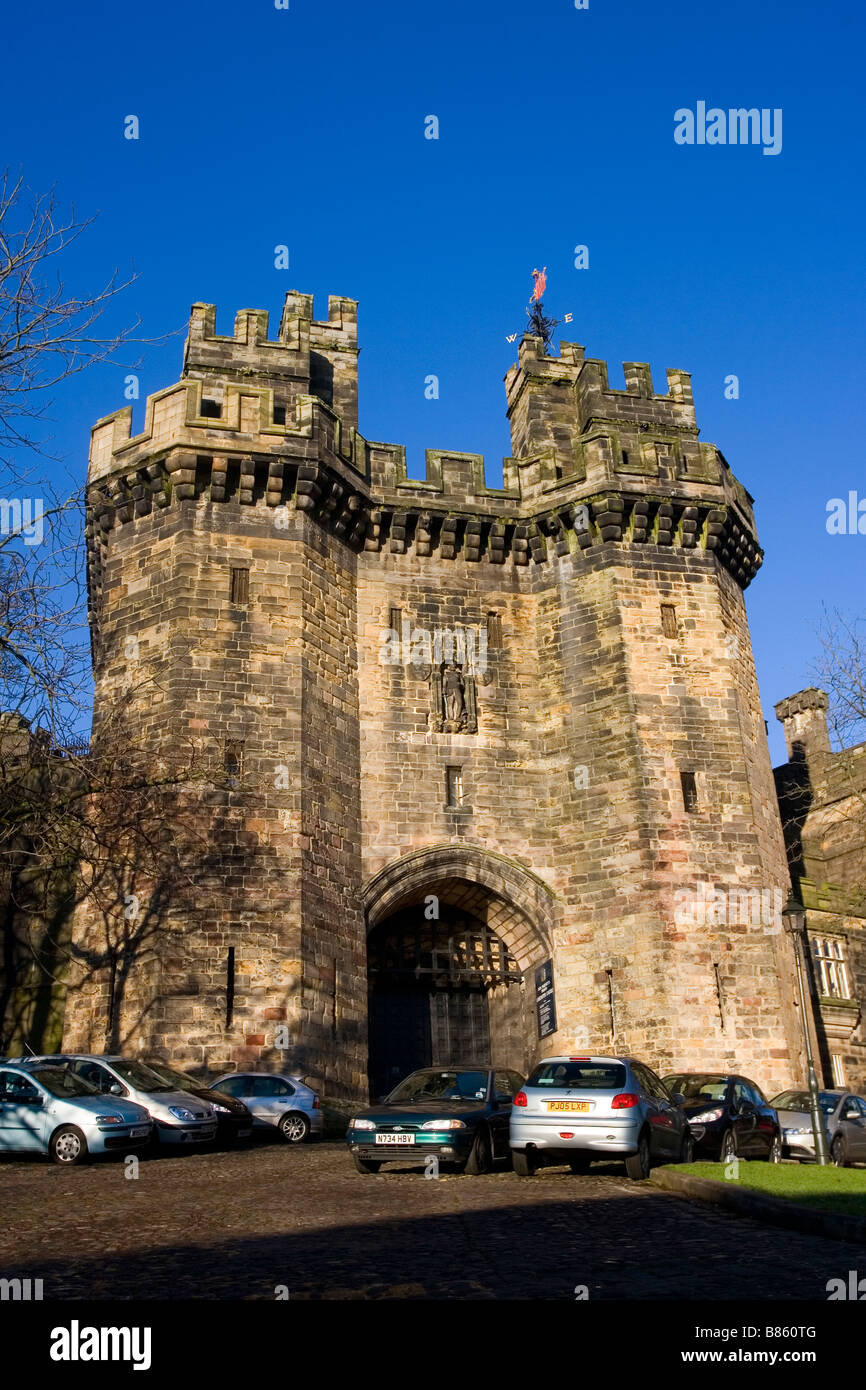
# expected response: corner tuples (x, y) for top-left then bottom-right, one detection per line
(347, 1066), (525, 1174)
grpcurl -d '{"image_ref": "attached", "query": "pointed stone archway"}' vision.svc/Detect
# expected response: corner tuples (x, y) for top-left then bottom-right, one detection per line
(362, 846), (559, 1097)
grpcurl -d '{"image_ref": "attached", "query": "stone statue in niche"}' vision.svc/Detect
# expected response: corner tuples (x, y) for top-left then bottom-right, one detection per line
(430, 661), (477, 733)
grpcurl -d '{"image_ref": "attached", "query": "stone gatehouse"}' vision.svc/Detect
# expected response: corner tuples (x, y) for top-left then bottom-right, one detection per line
(64, 291), (807, 1100)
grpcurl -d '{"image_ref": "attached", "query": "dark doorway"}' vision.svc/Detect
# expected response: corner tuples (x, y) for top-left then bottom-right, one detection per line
(366, 905), (521, 1100)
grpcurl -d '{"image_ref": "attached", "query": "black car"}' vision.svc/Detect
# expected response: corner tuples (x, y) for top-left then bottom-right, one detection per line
(142, 1058), (253, 1145)
(347, 1066), (525, 1174)
(662, 1072), (781, 1162)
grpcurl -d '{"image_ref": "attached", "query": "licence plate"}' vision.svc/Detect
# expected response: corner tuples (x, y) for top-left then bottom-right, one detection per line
(375, 1133), (415, 1146)
(130, 1126), (150, 1138)
(197, 1125), (217, 1138)
(238, 1127), (252, 1137)
(545, 1101), (591, 1113)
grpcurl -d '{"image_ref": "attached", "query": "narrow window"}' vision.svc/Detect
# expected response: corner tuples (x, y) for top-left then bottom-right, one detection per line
(200, 397), (222, 419)
(606, 967), (616, 1039)
(230, 567), (250, 605)
(713, 963), (726, 1030)
(446, 766), (464, 807)
(660, 604), (678, 638)
(226, 947), (235, 1029)
(389, 606), (402, 634)
(621, 449), (629, 468)
(272, 403), (286, 425)
(487, 612), (502, 646)
(830, 1054), (847, 1087)
(225, 741), (244, 785)
(680, 770), (698, 812)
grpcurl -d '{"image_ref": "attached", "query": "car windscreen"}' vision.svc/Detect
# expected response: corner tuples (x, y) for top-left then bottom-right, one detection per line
(388, 1070), (488, 1102)
(771, 1090), (837, 1114)
(144, 1061), (198, 1091)
(663, 1075), (729, 1101)
(107, 1059), (174, 1092)
(527, 1062), (627, 1090)
(30, 1068), (99, 1099)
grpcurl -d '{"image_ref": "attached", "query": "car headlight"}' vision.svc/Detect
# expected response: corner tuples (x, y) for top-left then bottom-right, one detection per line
(211, 1104), (230, 1114)
(168, 1106), (196, 1122)
(351, 1118), (376, 1130)
(96, 1114), (124, 1126)
(784, 1126), (813, 1136)
(691, 1108), (724, 1123)
(420, 1118), (466, 1130)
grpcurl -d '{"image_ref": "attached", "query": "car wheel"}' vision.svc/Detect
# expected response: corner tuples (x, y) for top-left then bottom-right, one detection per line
(831, 1135), (847, 1167)
(279, 1112), (310, 1144)
(50, 1125), (88, 1166)
(679, 1131), (695, 1164)
(568, 1154), (591, 1174)
(353, 1154), (382, 1174)
(720, 1129), (737, 1164)
(464, 1127), (492, 1175)
(767, 1134), (782, 1164)
(512, 1148), (537, 1177)
(625, 1130), (651, 1181)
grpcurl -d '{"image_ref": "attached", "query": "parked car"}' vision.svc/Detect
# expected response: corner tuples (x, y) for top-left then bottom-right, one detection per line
(140, 1058), (253, 1145)
(770, 1088), (866, 1166)
(662, 1072), (781, 1162)
(346, 1066), (525, 1174)
(510, 1054), (693, 1180)
(24, 1055), (218, 1148)
(0, 1062), (152, 1165)
(211, 1072), (322, 1143)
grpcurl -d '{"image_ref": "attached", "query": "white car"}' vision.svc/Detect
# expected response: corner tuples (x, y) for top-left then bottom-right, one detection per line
(26, 1055), (218, 1148)
(212, 1072), (322, 1143)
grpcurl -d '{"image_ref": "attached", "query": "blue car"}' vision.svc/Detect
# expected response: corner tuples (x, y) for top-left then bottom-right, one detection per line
(0, 1062), (153, 1165)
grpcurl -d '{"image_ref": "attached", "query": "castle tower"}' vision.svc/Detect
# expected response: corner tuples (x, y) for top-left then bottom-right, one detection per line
(66, 295), (802, 1099)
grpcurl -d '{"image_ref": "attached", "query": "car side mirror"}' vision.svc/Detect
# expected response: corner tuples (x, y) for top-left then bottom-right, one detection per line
(844, 1108), (859, 1120)
(671, 1092), (686, 1107)
(109, 1083), (124, 1096)
(738, 1101), (755, 1115)
(495, 1094), (513, 1106)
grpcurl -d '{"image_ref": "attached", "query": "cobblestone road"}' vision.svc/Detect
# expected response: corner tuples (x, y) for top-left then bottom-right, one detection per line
(2, 1142), (864, 1300)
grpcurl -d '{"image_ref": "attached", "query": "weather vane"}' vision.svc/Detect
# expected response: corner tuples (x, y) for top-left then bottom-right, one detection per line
(526, 266), (559, 354)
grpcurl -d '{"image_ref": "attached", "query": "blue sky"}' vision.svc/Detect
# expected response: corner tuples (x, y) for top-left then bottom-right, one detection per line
(5, 0), (864, 763)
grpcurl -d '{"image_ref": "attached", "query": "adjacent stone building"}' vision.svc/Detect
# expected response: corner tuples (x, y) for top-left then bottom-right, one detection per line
(64, 291), (808, 1100)
(775, 688), (866, 1092)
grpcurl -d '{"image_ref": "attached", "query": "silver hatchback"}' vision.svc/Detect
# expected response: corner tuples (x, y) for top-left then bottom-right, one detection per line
(26, 1055), (218, 1148)
(510, 1054), (693, 1180)
(211, 1072), (322, 1143)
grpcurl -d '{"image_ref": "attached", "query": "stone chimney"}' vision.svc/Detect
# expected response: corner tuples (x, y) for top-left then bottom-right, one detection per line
(775, 688), (831, 764)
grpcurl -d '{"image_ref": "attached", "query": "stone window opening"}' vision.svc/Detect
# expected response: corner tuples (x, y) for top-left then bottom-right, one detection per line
(812, 936), (851, 1000)
(200, 397), (222, 419)
(487, 611), (502, 646)
(230, 566), (250, 605)
(272, 402), (286, 425)
(226, 947), (236, 1029)
(680, 770), (698, 813)
(660, 604), (678, 639)
(830, 1054), (847, 1087)
(445, 766), (464, 808)
(606, 967), (616, 1038)
(389, 606), (402, 634)
(621, 449), (630, 468)
(224, 740), (244, 787)
(713, 962), (726, 1030)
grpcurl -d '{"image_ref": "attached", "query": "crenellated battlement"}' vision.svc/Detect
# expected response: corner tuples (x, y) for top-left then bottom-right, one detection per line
(84, 296), (764, 638)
